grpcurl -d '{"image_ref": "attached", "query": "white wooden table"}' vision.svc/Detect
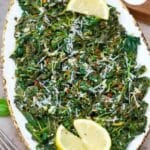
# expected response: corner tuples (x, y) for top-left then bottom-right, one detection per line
(0, 1), (150, 149)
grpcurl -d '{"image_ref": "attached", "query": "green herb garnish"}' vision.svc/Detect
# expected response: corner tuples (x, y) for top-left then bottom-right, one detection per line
(0, 98), (10, 117)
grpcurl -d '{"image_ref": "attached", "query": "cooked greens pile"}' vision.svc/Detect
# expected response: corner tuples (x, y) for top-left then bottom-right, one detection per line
(11, 0), (150, 149)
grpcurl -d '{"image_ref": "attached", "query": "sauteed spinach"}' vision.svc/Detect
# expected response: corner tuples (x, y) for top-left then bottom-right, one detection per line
(11, 0), (150, 149)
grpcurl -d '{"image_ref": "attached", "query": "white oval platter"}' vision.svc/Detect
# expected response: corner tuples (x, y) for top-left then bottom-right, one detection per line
(2, 0), (150, 149)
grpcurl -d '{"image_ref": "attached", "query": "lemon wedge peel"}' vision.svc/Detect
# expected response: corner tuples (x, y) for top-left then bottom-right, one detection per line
(66, 0), (109, 20)
(56, 119), (111, 150)
(56, 125), (87, 150)
(74, 119), (111, 150)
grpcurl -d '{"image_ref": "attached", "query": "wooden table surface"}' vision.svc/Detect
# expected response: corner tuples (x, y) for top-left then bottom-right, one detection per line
(0, 1), (150, 149)
(125, 0), (150, 24)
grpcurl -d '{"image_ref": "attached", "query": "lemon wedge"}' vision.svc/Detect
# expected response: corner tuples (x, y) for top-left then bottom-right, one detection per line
(56, 125), (86, 150)
(66, 0), (109, 20)
(56, 119), (111, 150)
(74, 119), (111, 150)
